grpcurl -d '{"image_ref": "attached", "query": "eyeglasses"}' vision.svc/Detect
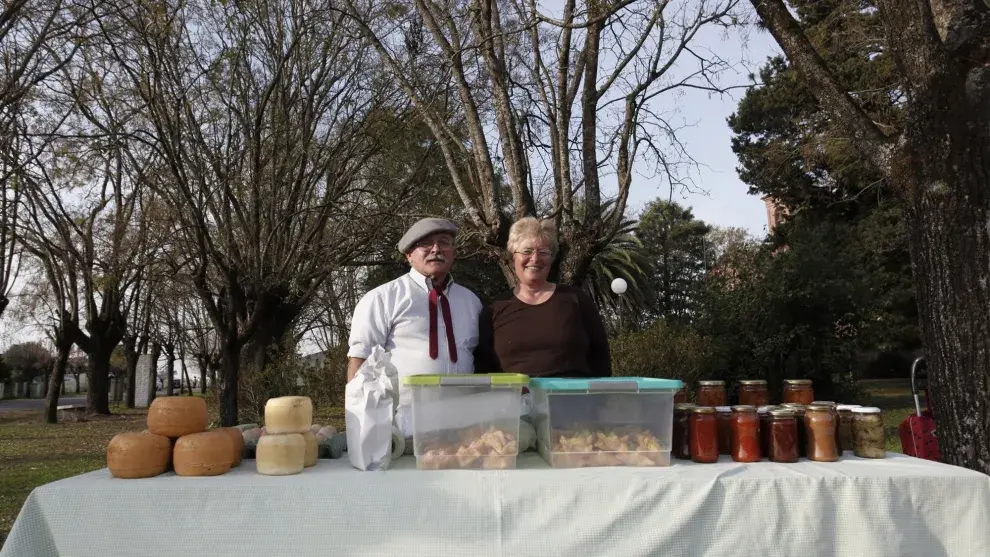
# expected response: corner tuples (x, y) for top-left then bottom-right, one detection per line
(515, 248), (552, 259)
(415, 237), (454, 250)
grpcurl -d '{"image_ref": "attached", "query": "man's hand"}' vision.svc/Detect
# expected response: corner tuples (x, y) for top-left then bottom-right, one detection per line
(346, 357), (365, 382)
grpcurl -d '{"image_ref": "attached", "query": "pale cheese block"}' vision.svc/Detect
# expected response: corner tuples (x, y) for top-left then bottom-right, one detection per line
(147, 396), (208, 438)
(302, 430), (318, 467)
(173, 431), (234, 477)
(256, 433), (305, 476)
(264, 396), (312, 434)
(219, 427), (245, 466)
(107, 432), (171, 479)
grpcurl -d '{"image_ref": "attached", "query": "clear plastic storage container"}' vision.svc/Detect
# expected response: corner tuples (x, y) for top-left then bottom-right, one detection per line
(403, 373), (529, 470)
(529, 377), (683, 468)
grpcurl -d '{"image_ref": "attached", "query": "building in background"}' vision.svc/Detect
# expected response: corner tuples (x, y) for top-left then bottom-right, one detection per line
(763, 196), (789, 234)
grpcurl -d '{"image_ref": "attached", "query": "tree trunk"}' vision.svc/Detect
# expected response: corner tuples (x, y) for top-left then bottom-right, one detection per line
(220, 341), (240, 427)
(180, 357), (191, 396)
(123, 336), (138, 408)
(148, 342), (161, 404)
(905, 132), (990, 473)
(165, 347), (175, 396)
(73, 371), (80, 393)
(198, 356), (208, 395)
(86, 349), (113, 415)
(43, 341), (72, 424)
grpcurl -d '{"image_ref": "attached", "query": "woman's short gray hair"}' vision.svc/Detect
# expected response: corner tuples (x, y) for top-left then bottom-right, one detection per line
(506, 217), (558, 256)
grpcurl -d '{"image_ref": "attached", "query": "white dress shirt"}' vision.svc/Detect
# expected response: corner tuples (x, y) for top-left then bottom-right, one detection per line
(348, 268), (482, 437)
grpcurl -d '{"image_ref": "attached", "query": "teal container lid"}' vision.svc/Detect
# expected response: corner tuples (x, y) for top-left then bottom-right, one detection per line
(402, 373), (529, 387)
(529, 377), (683, 392)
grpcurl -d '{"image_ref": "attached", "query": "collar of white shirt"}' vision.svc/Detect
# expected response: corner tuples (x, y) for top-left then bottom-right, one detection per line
(408, 267), (455, 294)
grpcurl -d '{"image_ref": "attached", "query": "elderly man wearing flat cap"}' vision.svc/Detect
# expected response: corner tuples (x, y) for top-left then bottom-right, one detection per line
(347, 217), (483, 439)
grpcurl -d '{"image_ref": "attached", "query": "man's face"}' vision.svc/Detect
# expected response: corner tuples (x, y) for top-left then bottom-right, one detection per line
(405, 232), (455, 279)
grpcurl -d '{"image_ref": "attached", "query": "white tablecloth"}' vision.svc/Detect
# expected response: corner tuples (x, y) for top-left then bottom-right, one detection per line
(3, 453), (989, 557)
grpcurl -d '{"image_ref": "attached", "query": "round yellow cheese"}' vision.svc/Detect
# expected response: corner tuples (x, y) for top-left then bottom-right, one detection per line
(264, 396), (312, 434)
(107, 432), (171, 479)
(147, 396), (208, 438)
(219, 427), (245, 467)
(173, 431), (234, 477)
(302, 430), (318, 467)
(256, 433), (305, 476)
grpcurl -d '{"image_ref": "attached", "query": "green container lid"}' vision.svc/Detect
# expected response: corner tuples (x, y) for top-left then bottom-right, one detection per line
(402, 373), (530, 387)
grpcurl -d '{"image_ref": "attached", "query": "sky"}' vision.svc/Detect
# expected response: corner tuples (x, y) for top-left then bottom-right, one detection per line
(0, 4), (783, 353)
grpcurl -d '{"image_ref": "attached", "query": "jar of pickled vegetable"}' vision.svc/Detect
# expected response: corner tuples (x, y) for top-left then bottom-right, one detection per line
(697, 380), (727, 407)
(716, 406), (732, 455)
(768, 409), (799, 463)
(674, 386), (689, 404)
(738, 380), (770, 407)
(836, 404), (861, 453)
(690, 407), (719, 463)
(805, 405), (839, 462)
(730, 405), (762, 462)
(757, 406), (775, 457)
(673, 404), (695, 460)
(852, 407), (885, 458)
(783, 379), (814, 405)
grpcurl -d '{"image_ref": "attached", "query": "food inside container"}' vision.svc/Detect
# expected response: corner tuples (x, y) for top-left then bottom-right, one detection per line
(402, 373), (529, 470)
(530, 377), (683, 468)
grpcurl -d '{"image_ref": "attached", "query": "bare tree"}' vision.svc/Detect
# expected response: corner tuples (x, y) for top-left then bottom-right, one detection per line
(749, 0), (990, 472)
(97, 0), (417, 424)
(343, 0), (743, 284)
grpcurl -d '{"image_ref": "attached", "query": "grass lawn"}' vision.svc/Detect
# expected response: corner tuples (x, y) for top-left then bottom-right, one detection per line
(0, 382), (920, 547)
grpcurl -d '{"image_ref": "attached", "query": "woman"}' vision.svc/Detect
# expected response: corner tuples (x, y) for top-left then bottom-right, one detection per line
(477, 217), (611, 378)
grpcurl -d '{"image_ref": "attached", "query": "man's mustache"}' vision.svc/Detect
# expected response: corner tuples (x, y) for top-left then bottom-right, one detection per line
(427, 254), (447, 263)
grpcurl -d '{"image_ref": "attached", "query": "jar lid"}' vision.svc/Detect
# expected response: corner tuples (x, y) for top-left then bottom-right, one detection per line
(698, 380), (726, 387)
(691, 406), (717, 414)
(836, 404), (861, 411)
(806, 405), (833, 413)
(779, 403), (806, 408)
(783, 379), (812, 385)
(851, 406), (882, 414)
(739, 379), (768, 386)
(812, 400), (837, 407)
(757, 405), (777, 412)
(731, 405), (758, 413)
(769, 409), (795, 417)
(716, 406), (732, 413)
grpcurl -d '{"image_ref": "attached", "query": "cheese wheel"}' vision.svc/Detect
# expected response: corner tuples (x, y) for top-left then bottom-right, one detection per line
(219, 427), (245, 467)
(302, 430), (318, 467)
(256, 433), (305, 476)
(173, 431), (234, 477)
(107, 432), (171, 479)
(264, 396), (312, 434)
(147, 396), (208, 438)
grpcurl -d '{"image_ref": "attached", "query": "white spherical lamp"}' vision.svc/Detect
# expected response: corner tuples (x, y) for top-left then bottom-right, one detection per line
(610, 278), (628, 295)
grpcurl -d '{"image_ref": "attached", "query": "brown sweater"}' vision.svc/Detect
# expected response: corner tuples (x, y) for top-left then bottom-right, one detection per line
(476, 284), (612, 378)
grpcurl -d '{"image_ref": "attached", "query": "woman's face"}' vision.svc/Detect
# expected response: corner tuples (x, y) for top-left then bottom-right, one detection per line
(512, 236), (553, 285)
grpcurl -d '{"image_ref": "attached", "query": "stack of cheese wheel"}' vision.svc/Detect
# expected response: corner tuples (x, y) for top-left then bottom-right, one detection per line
(257, 396), (315, 475)
(149, 396), (234, 477)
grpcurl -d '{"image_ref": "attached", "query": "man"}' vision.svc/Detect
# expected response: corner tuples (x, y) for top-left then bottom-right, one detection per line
(347, 218), (483, 438)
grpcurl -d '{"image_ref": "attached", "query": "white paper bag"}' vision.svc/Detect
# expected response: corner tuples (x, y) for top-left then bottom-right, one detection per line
(345, 346), (397, 471)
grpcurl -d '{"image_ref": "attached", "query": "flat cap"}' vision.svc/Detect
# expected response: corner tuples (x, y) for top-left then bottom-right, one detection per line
(397, 218), (458, 253)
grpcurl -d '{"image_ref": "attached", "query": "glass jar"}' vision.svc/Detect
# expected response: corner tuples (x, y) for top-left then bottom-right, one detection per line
(730, 405), (762, 462)
(852, 407), (886, 458)
(716, 406), (732, 455)
(697, 380), (727, 407)
(690, 407), (719, 463)
(738, 380), (769, 407)
(783, 379), (814, 405)
(674, 386), (689, 404)
(673, 404), (695, 460)
(779, 403), (807, 457)
(836, 404), (861, 453)
(813, 401), (840, 447)
(757, 405), (775, 457)
(768, 409), (799, 463)
(804, 405), (839, 462)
